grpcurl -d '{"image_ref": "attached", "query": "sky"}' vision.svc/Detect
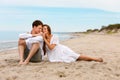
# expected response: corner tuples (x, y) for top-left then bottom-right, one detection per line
(0, 0), (120, 32)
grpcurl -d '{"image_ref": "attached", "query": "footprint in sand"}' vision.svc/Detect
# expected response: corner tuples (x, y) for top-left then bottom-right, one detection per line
(56, 71), (66, 78)
(6, 75), (18, 80)
(114, 73), (120, 77)
(65, 66), (69, 69)
(90, 63), (98, 69)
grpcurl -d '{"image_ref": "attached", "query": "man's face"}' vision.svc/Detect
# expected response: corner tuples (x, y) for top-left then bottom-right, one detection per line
(34, 25), (43, 33)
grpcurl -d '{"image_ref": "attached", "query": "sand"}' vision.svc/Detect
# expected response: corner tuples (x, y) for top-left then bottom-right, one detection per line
(0, 33), (120, 80)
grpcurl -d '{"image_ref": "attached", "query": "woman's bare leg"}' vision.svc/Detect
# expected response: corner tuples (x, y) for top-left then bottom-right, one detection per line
(18, 39), (26, 64)
(23, 43), (40, 65)
(77, 55), (103, 62)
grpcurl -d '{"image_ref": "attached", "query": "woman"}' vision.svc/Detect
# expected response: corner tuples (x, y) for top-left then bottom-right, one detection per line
(42, 24), (103, 63)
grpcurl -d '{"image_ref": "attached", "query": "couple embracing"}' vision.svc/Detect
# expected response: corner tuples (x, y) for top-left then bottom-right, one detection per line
(18, 20), (103, 65)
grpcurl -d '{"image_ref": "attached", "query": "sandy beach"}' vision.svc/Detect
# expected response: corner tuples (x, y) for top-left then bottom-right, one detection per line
(0, 33), (120, 80)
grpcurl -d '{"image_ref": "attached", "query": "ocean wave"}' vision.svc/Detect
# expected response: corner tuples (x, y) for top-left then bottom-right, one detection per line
(0, 47), (17, 52)
(0, 32), (74, 52)
(0, 40), (18, 43)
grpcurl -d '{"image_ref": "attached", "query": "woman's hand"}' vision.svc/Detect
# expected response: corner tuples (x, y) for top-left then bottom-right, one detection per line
(42, 33), (47, 40)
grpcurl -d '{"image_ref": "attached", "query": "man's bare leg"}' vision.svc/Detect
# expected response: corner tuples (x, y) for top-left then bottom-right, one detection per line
(77, 55), (103, 62)
(18, 39), (26, 64)
(23, 43), (40, 65)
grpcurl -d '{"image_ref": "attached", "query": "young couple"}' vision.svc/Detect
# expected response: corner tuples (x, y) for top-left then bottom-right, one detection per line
(18, 20), (103, 65)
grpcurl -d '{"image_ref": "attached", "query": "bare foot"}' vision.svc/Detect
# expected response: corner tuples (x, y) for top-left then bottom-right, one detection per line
(18, 60), (24, 65)
(22, 61), (29, 65)
(97, 58), (103, 62)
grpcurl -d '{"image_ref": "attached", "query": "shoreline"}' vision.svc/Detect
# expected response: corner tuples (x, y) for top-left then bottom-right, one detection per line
(0, 33), (120, 80)
(0, 32), (74, 52)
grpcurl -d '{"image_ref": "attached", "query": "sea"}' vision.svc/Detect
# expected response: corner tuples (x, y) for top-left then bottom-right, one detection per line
(0, 31), (75, 52)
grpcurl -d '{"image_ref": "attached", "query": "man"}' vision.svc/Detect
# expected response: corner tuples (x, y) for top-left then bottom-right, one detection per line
(18, 20), (43, 65)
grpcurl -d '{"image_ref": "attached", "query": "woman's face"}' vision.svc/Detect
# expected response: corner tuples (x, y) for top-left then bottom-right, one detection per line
(43, 26), (48, 34)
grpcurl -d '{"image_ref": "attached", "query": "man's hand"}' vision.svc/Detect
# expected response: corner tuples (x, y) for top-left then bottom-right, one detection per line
(32, 33), (41, 37)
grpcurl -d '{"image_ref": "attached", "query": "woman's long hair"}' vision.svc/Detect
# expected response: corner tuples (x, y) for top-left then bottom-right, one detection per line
(42, 24), (51, 55)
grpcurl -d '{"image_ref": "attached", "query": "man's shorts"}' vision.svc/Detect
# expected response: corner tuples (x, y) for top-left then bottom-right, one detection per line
(24, 47), (42, 62)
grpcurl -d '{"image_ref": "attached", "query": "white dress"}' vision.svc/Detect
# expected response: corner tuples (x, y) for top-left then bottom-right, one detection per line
(46, 35), (80, 63)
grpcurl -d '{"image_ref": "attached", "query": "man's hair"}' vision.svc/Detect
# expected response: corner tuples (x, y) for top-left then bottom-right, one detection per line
(32, 20), (43, 28)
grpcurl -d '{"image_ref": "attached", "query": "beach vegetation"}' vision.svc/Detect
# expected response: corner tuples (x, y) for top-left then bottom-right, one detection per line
(85, 23), (120, 34)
